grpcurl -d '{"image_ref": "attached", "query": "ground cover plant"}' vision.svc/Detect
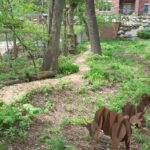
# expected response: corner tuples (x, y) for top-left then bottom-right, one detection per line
(137, 28), (150, 39)
(0, 100), (43, 148)
(85, 39), (150, 111)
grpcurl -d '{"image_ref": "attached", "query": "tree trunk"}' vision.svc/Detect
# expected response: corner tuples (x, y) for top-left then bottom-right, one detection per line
(83, 16), (89, 40)
(41, 0), (54, 71)
(84, 0), (102, 54)
(67, 3), (77, 54)
(62, 8), (68, 56)
(12, 33), (18, 59)
(42, 0), (65, 72)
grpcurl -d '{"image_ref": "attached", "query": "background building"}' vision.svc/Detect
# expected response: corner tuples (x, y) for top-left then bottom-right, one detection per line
(96, 0), (150, 15)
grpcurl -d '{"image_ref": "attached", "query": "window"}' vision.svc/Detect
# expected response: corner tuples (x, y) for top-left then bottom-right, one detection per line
(122, 3), (133, 14)
(144, 4), (150, 14)
(98, 0), (112, 11)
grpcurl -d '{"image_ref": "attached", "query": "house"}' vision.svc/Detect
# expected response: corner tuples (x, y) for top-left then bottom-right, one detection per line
(96, 0), (150, 15)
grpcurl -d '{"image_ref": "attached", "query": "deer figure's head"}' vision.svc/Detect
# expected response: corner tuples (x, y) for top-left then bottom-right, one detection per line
(82, 121), (99, 137)
(129, 113), (144, 128)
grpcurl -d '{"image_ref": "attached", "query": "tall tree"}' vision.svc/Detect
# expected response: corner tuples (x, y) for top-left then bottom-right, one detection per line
(84, 0), (102, 54)
(42, 0), (65, 72)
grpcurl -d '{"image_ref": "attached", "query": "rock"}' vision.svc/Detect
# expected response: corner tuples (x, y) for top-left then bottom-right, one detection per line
(143, 20), (148, 23)
(117, 30), (125, 35)
(124, 33), (133, 39)
(119, 34), (126, 38)
(143, 23), (150, 28)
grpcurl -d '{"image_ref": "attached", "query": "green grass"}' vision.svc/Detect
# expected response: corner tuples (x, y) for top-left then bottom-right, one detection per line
(61, 116), (92, 126)
(137, 28), (150, 39)
(59, 55), (79, 75)
(77, 41), (89, 53)
(132, 127), (150, 150)
(39, 135), (77, 150)
(55, 79), (72, 92)
(0, 101), (42, 141)
(85, 39), (150, 112)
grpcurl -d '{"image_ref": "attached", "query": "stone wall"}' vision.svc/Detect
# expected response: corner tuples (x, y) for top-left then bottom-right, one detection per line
(117, 16), (150, 38)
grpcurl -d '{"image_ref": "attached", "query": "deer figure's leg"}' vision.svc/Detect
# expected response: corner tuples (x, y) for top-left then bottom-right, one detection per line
(125, 140), (130, 150)
(111, 138), (119, 150)
(91, 128), (100, 150)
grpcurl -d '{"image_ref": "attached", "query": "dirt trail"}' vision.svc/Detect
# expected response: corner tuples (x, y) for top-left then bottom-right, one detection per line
(0, 51), (90, 104)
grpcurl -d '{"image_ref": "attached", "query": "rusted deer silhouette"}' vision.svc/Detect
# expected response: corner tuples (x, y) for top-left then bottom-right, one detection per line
(122, 94), (150, 127)
(83, 107), (142, 150)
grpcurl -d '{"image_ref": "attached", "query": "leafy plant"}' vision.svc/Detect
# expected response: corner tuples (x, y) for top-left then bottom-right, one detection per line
(39, 135), (76, 150)
(0, 141), (7, 150)
(59, 55), (79, 75)
(0, 100), (42, 140)
(61, 116), (92, 126)
(23, 104), (43, 116)
(77, 41), (88, 53)
(137, 28), (150, 39)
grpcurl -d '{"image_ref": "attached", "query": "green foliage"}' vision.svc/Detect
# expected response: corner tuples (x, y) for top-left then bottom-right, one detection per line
(85, 39), (150, 113)
(137, 28), (150, 39)
(23, 104), (43, 115)
(47, 136), (65, 150)
(0, 102), (41, 140)
(0, 73), (17, 86)
(74, 25), (85, 35)
(0, 141), (7, 150)
(61, 116), (92, 126)
(55, 80), (72, 91)
(144, 114), (150, 128)
(59, 55), (79, 75)
(77, 41), (88, 53)
(133, 128), (150, 150)
(84, 67), (105, 89)
(39, 135), (76, 150)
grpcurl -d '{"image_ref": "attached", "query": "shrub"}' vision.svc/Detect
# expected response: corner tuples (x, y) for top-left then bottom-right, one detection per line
(0, 102), (42, 140)
(59, 55), (79, 75)
(137, 28), (150, 39)
(77, 41), (88, 53)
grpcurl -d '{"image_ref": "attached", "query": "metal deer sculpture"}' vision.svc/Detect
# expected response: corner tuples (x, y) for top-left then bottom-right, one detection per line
(83, 107), (142, 150)
(122, 94), (150, 127)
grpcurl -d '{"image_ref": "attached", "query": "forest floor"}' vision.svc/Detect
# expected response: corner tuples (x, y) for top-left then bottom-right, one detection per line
(0, 39), (150, 150)
(0, 50), (90, 104)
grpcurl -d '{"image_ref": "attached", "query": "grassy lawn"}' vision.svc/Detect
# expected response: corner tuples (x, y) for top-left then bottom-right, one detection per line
(85, 39), (150, 112)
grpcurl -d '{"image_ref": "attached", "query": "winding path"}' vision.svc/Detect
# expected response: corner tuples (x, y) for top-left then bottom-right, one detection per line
(0, 51), (90, 104)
